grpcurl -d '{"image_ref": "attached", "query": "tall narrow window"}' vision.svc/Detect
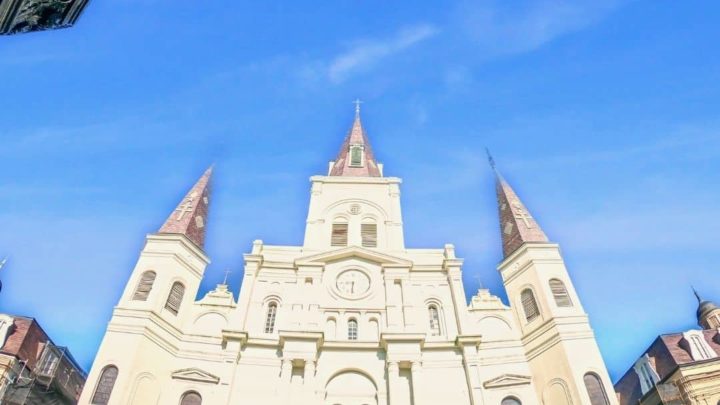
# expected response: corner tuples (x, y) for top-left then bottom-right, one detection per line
(264, 302), (278, 333)
(520, 289), (540, 322)
(91, 365), (118, 404)
(429, 305), (441, 336)
(361, 221), (377, 248)
(501, 397), (521, 405)
(349, 145), (364, 166)
(180, 391), (202, 405)
(348, 319), (358, 340)
(584, 373), (610, 405)
(133, 271), (156, 301)
(331, 221), (348, 247)
(164, 282), (185, 316)
(549, 279), (572, 307)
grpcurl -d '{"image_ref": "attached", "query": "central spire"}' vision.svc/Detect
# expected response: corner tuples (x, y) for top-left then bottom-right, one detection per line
(329, 103), (382, 177)
(488, 151), (549, 258)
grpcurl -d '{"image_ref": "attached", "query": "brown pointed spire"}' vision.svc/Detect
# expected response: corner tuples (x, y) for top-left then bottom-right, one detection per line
(329, 106), (382, 177)
(158, 166), (213, 249)
(488, 152), (548, 258)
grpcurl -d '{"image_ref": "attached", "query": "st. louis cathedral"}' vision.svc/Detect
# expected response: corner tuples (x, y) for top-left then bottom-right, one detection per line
(80, 110), (618, 405)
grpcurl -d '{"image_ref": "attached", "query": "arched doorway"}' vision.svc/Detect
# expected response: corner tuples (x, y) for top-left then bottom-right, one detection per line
(325, 370), (377, 405)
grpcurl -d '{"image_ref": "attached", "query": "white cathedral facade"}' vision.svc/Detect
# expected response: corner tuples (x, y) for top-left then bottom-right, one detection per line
(80, 112), (619, 405)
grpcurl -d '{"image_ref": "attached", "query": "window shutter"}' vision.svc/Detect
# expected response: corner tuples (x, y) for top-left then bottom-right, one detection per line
(180, 392), (202, 405)
(331, 223), (348, 247)
(549, 279), (572, 307)
(164, 282), (185, 316)
(584, 373), (610, 405)
(91, 366), (118, 405)
(361, 223), (377, 248)
(521, 289), (539, 322)
(132, 271), (156, 301)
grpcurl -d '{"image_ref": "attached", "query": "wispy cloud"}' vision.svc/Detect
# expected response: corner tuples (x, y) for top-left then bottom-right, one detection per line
(458, 0), (627, 57)
(328, 24), (439, 83)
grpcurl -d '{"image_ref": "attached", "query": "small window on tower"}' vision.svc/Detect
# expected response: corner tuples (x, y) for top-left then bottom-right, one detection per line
(549, 279), (573, 307)
(520, 289), (540, 323)
(349, 144), (364, 167)
(361, 220), (377, 248)
(331, 222), (348, 247)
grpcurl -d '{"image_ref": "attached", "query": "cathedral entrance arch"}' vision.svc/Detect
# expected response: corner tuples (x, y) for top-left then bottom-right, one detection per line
(325, 370), (378, 405)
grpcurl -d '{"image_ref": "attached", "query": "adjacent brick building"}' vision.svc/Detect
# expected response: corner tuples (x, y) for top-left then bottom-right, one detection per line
(0, 314), (86, 404)
(614, 292), (720, 404)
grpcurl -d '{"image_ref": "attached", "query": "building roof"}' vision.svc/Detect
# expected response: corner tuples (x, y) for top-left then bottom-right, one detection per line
(158, 166), (213, 249)
(493, 171), (549, 258)
(329, 112), (382, 177)
(614, 329), (720, 404)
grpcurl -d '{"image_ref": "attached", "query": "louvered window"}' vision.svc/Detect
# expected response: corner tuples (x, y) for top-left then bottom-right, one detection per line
(521, 289), (539, 322)
(361, 223), (377, 248)
(164, 282), (185, 316)
(331, 223), (348, 247)
(91, 365), (118, 404)
(132, 271), (156, 301)
(180, 391), (202, 405)
(348, 319), (358, 340)
(264, 302), (277, 333)
(549, 279), (572, 307)
(429, 305), (441, 336)
(350, 145), (363, 166)
(584, 373), (610, 405)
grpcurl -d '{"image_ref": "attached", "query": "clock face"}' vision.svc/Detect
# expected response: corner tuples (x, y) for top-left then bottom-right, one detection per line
(335, 270), (371, 298)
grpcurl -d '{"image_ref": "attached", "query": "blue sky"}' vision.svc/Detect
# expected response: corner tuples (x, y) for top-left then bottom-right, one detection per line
(1, 0), (719, 381)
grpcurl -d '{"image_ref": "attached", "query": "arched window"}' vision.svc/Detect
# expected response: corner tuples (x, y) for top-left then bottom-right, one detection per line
(264, 302), (278, 333)
(549, 279), (572, 307)
(180, 391), (202, 405)
(361, 218), (377, 248)
(348, 319), (358, 340)
(520, 289), (540, 322)
(91, 365), (118, 404)
(501, 396), (521, 405)
(132, 271), (156, 301)
(331, 219), (348, 247)
(584, 373), (610, 405)
(428, 305), (441, 336)
(164, 282), (185, 316)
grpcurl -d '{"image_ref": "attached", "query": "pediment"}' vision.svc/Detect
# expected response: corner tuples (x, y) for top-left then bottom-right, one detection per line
(171, 368), (220, 384)
(295, 246), (412, 268)
(483, 374), (532, 389)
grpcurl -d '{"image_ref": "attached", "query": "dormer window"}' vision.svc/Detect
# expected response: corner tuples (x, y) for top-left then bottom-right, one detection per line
(633, 354), (660, 394)
(682, 330), (717, 361)
(349, 144), (364, 167)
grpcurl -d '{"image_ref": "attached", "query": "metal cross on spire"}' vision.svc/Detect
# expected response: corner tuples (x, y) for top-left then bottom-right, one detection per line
(353, 98), (363, 118)
(485, 147), (496, 171)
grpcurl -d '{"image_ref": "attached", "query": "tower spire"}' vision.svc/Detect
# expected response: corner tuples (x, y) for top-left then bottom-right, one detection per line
(158, 166), (213, 249)
(329, 103), (381, 177)
(489, 156), (548, 258)
(693, 286), (703, 303)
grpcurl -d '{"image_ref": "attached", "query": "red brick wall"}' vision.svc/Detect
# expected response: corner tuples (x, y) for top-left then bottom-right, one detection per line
(0, 317), (49, 371)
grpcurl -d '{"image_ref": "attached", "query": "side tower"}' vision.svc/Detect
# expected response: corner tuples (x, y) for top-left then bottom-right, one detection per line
(492, 166), (618, 405)
(80, 167), (213, 405)
(694, 289), (720, 330)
